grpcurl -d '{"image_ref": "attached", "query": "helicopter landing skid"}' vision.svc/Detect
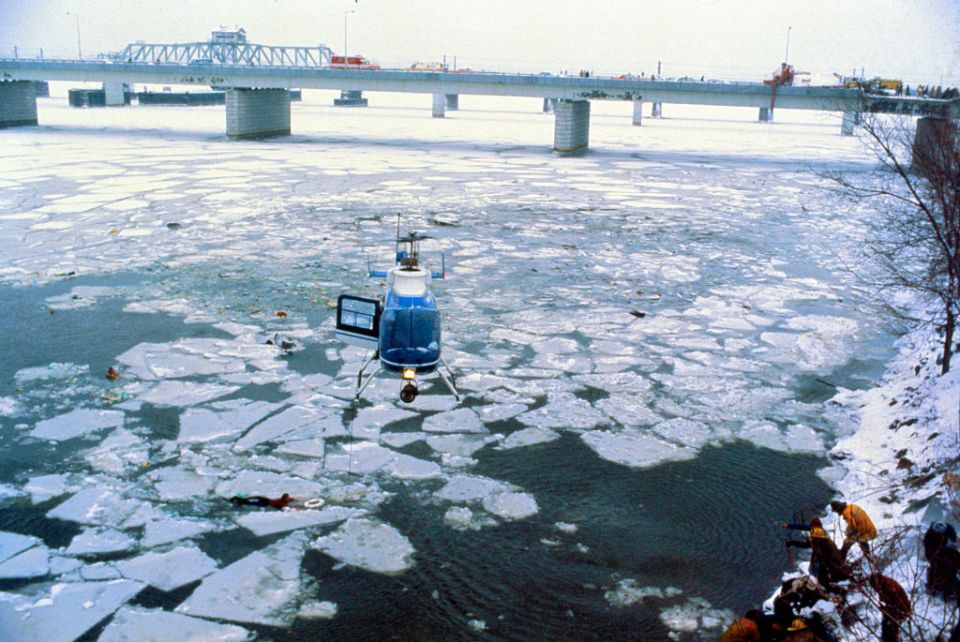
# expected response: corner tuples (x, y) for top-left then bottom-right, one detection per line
(437, 358), (460, 401)
(354, 351), (381, 401)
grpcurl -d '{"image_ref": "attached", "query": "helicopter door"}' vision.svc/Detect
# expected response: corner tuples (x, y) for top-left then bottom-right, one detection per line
(336, 294), (381, 349)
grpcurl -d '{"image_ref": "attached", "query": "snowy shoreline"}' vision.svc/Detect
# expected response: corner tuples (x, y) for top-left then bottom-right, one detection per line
(772, 319), (959, 638)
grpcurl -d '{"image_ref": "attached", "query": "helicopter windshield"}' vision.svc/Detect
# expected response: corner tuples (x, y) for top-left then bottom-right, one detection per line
(379, 306), (441, 370)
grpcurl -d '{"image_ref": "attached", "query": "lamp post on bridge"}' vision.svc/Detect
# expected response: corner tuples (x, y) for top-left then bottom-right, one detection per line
(66, 11), (82, 59)
(344, 9), (355, 57)
(784, 25), (792, 64)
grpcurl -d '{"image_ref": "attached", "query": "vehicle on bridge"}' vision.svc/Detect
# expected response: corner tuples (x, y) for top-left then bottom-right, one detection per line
(329, 55), (380, 70)
(410, 61), (446, 71)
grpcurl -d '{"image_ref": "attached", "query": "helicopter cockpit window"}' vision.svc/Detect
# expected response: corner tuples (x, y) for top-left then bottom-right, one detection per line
(380, 307), (441, 368)
(336, 295), (381, 348)
(341, 297), (377, 330)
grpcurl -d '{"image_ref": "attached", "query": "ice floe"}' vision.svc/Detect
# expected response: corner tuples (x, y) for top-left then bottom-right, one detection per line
(422, 407), (486, 434)
(481, 491), (539, 520)
(297, 601), (338, 620)
(139, 381), (240, 407)
(31, 408), (125, 441)
(115, 546), (219, 591)
(176, 532), (307, 626)
(0, 531), (42, 564)
(0, 579), (144, 642)
(235, 505), (365, 537)
(496, 426), (560, 450)
(178, 399), (281, 444)
(99, 607), (252, 642)
(117, 340), (246, 380)
(141, 517), (219, 548)
(65, 527), (137, 556)
(312, 518), (415, 574)
(581, 430), (699, 468)
(0, 544), (49, 579)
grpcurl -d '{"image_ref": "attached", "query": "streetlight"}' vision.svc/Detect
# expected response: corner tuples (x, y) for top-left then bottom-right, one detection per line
(66, 12), (82, 59)
(784, 26), (792, 64)
(344, 9), (355, 58)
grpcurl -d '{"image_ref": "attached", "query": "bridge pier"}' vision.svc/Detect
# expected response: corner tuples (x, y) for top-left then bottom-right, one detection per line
(542, 98), (557, 114)
(432, 93), (446, 118)
(445, 94), (459, 110)
(103, 82), (125, 106)
(841, 111), (860, 135)
(554, 99), (590, 154)
(226, 88), (291, 139)
(758, 107), (773, 122)
(912, 117), (958, 171)
(0, 81), (38, 128)
(632, 100), (643, 126)
(651, 102), (662, 118)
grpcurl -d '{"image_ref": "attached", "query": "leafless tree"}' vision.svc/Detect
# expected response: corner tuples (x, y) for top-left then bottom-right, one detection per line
(826, 109), (959, 374)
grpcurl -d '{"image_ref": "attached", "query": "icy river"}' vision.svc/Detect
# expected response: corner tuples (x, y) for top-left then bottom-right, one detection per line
(0, 93), (895, 640)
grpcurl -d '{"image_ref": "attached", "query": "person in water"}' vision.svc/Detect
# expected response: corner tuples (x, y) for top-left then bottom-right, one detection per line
(230, 493), (296, 509)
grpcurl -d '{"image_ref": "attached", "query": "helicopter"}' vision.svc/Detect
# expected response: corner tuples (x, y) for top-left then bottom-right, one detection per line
(335, 218), (460, 404)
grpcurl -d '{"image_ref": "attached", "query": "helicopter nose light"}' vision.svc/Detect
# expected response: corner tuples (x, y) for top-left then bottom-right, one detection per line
(400, 381), (418, 403)
(402, 368), (416, 380)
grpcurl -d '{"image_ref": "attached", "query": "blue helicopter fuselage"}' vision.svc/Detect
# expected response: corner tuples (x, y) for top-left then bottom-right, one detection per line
(378, 267), (441, 373)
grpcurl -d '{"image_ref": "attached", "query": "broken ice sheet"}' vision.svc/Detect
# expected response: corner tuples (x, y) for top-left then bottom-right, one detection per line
(141, 517), (220, 548)
(0, 579), (144, 642)
(47, 487), (157, 528)
(313, 518), (415, 575)
(178, 399), (282, 444)
(236, 505), (366, 537)
(176, 532), (307, 627)
(324, 441), (398, 475)
(482, 491), (538, 520)
(580, 429), (699, 469)
(0, 531), (42, 564)
(148, 466), (217, 501)
(99, 607), (252, 642)
(65, 527), (137, 556)
(139, 381), (240, 407)
(31, 408), (125, 441)
(14, 362), (89, 385)
(115, 546), (219, 591)
(44, 286), (118, 310)
(605, 579), (683, 607)
(116, 340), (246, 380)
(435, 474), (515, 503)
(0, 545), (50, 579)
(496, 427), (560, 450)
(234, 404), (333, 452)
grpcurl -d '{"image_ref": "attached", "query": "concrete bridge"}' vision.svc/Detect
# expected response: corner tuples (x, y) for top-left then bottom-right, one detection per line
(1, 56), (958, 153)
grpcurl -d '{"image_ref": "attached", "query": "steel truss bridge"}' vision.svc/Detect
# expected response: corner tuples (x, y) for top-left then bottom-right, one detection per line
(110, 40), (336, 68)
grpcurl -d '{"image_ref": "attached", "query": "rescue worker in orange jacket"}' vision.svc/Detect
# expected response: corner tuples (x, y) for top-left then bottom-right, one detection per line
(830, 500), (877, 557)
(784, 518), (851, 588)
(718, 609), (762, 642)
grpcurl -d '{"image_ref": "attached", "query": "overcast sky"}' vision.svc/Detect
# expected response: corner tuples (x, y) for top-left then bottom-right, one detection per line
(3, 0), (958, 84)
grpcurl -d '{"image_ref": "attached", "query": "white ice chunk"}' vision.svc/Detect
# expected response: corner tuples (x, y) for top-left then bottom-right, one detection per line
(0, 397), (16, 417)
(0, 545), (49, 579)
(435, 475), (514, 503)
(45, 286), (117, 310)
(477, 402), (529, 424)
(65, 527), (137, 556)
(31, 408), (124, 441)
(324, 441), (397, 475)
(605, 579), (683, 607)
(83, 429), (149, 474)
(426, 433), (496, 457)
(79, 562), (122, 581)
(99, 607), (251, 642)
(149, 466), (216, 501)
(234, 405), (328, 452)
(0, 531), (41, 563)
(784, 424), (825, 452)
(236, 506), (365, 537)
(276, 438), (325, 458)
(176, 532), (307, 627)
(517, 393), (607, 432)
(140, 381), (239, 407)
(313, 518), (415, 575)
(422, 408), (486, 434)
(0, 580), (143, 642)
(116, 546), (219, 591)
(482, 492), (538, 520)
(497, 427), (560, 450)
(595, 395), (661, 428)
(581, 430), (699, 468)
(178, 399), (281, 444)
(215, 470), (326, 500)
(738, 421), (790, 451)
(350, 405), (419, 440)
(47, 488), (147, 527)
(383, 452), (444, 480)
(380, 431), (426, 448)
(116, 341), (246, 380)
(141, 518), (218, 548)
(297, 601), (338, 620)
(651, 418), (715, 449)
